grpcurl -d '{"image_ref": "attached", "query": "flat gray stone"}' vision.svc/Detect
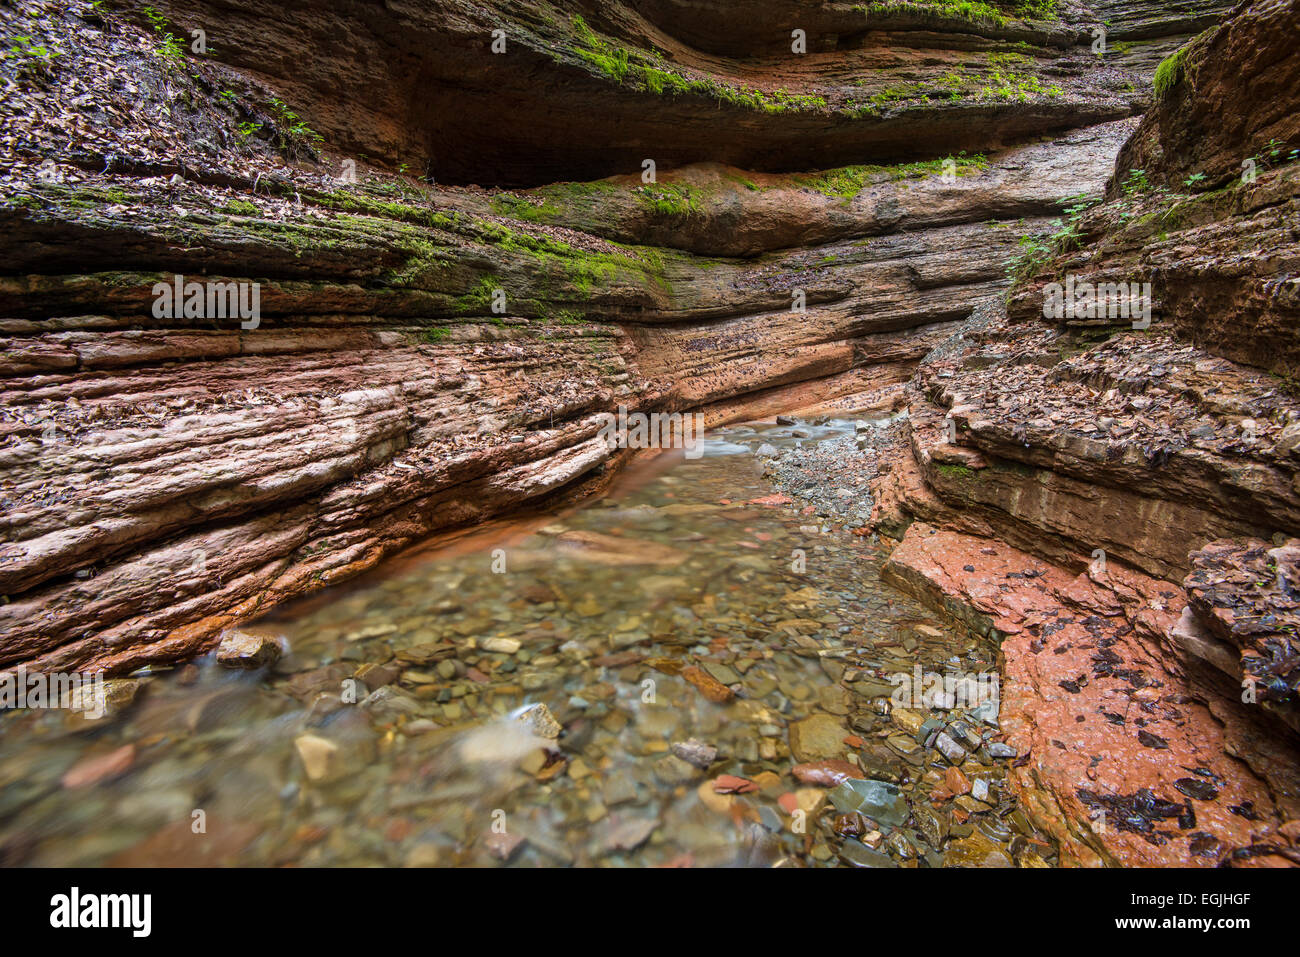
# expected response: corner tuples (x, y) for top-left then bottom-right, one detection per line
(934, 731), (967, 763)
(829, 778), (908, 827)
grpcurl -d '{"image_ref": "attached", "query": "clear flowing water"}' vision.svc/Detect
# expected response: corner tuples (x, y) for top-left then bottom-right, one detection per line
(0, 420), (1054, 867)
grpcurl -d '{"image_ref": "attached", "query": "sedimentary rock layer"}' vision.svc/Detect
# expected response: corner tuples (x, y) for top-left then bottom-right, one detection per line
(118, 0), (1198, 184)
(0, 1), (1152, 673)
(866, 0), (1300, 864)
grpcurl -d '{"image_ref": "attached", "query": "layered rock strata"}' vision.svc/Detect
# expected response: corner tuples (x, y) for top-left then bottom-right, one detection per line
(0, 0), (1163, 673)
(869, 0), (1300, 864)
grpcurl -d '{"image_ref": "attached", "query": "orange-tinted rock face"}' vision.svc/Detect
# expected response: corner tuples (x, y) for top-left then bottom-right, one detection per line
(884, 523), (1294, 866)
(859, 0), (1300, 866)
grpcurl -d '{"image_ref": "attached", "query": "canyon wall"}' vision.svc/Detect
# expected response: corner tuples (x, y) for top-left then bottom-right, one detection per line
(4, 0), (1296, 868)
(1, 0), (1206, 674)
(871, 0), (1300, 865)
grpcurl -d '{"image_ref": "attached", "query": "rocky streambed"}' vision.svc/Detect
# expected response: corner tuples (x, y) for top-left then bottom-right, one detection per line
(0, 420), (1047, 867)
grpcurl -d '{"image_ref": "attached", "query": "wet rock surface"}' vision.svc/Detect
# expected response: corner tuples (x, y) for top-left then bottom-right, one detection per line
(882, 522), (1297, 866)
(762, 423), (898, 529)
(886, 311), (1300, 581)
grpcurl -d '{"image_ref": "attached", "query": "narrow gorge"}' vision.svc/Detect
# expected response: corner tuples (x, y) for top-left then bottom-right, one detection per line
(0, 0), (1297, 872)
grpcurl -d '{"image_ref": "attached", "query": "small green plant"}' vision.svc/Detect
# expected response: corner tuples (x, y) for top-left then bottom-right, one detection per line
(420, 326), (451, 343)
(1005, 192), (1098, 286)
(1250, 138), (1300, 171)
(142, 5), (168, 30)
(157, 32), (184, 63)
(3, 35), (62, 79)
(979, 56), (1062, 101)
(1182, 172), (1207, 188)
(268, 97), (323, 155)
(142, 6), (184, 65)
(1120, 168), (1151, 196)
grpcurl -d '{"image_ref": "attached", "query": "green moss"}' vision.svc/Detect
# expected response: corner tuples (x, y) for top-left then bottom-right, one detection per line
(10, 183), (138, 214)
(490, 193), (562, 223)
(452, 276), (501, 313)
(635, 182), (700, 218)
(538, 180), (623, 200)
(1010, 0), (1058, 18)
(855, 0), (1059, 27)
(74, 185), (130, 205)
(1153, 45), (1190, 100)
(978, 55), (1063, 100)
(722, 172), (759, 191)
(223, 199), (260, 215)
(313, 188), (454, 230)
(540, 307), (587, 324)
(568, 16), (825, 113)
(848, 53), (1060, 113)
(450, 215), (673, 304)
(794, 153), (988, 203)
(419, 326), (451, 343)
(936, 463), (976, 479)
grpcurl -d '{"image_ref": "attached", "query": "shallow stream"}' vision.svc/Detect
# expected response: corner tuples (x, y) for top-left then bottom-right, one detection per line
(0, 419), (1055, 867)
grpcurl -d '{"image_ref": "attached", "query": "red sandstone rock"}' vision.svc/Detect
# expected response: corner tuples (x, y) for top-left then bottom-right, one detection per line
(681, 666), (735, 704)
(60, 744), (136, 789)
(712, 774), (758, 795)
(884, 522), (1292, 866)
